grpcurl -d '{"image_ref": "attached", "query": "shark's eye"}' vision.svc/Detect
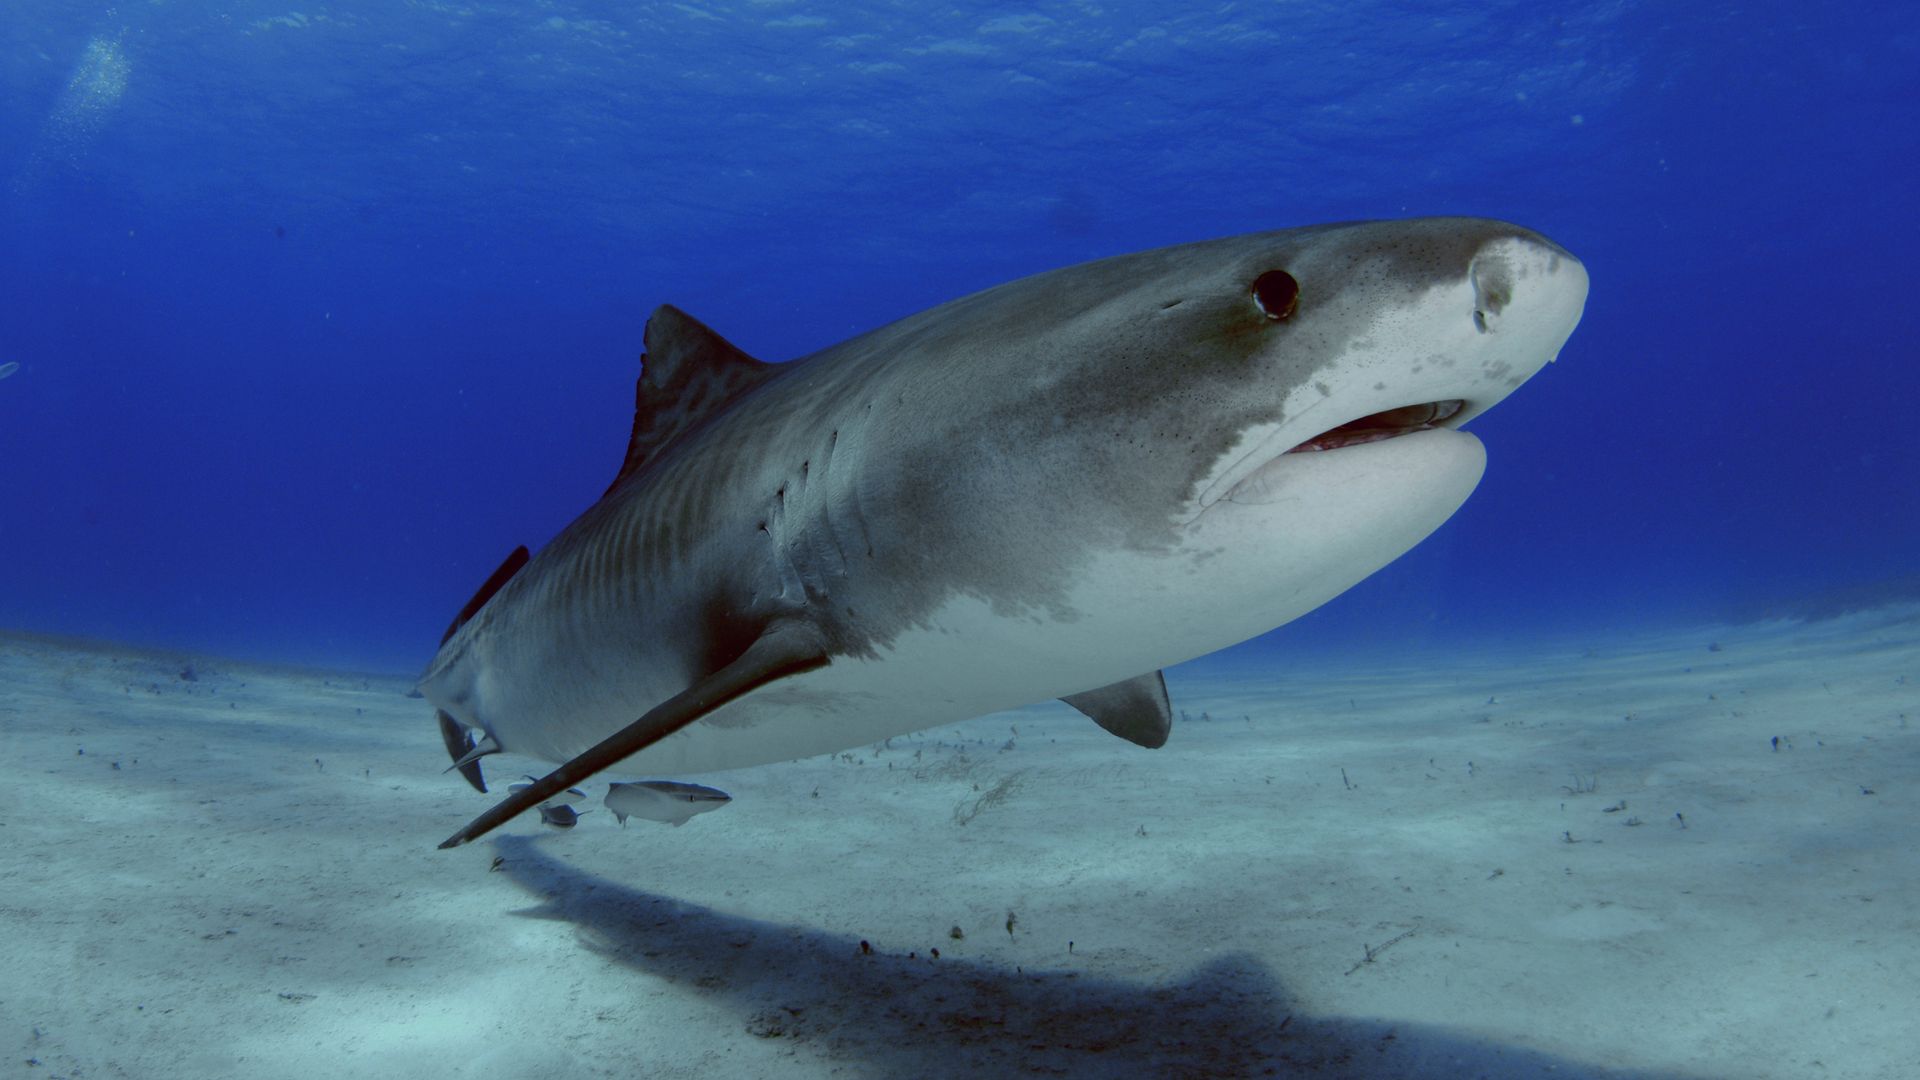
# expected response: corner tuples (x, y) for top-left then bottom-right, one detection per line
(1251, 270), (1299, 321)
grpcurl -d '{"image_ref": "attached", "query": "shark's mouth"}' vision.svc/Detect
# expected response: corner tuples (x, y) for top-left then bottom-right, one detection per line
(1286, 400), (1465, 454)
(1196, 398), (1475, 514)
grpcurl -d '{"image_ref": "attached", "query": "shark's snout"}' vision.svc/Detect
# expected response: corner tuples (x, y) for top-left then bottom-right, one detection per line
(1468, 233), (1589, 342)
(1200, 222), (1587, 512)
(1284, 233), (1586, 459)
(1374, 230), (1587, 431)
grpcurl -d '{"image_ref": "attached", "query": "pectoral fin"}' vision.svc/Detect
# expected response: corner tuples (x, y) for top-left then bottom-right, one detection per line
(437, 710), (496, 793)
(431, 545), (531, 793)
(1061, 670), (1172, 749)
(437, 622), (830, 849)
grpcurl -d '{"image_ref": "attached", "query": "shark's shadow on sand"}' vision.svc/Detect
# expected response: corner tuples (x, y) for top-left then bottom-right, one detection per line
(494, 835), (1707, 1080)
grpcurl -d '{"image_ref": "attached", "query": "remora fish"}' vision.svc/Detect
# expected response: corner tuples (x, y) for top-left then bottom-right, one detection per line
(421, 217), (1588, 848)
(604, 780), (732, 827)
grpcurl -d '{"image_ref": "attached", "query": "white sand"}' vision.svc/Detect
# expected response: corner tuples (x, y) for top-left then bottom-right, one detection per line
(3, 611), (1915, 1079)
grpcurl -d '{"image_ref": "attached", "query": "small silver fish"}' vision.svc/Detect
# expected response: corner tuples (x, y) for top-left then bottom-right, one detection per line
(604, 780), (731, 827)
(537, 804), (581, 829)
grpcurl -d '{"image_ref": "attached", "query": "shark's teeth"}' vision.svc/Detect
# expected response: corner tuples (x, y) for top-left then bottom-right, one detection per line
(1287, 400), (1464, 454)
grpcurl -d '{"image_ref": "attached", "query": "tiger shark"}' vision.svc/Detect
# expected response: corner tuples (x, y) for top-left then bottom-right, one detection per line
(422, 217), (1588, 848)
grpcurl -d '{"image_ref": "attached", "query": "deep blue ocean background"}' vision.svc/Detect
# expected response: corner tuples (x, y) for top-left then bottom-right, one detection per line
(1, 2), (1914, 674)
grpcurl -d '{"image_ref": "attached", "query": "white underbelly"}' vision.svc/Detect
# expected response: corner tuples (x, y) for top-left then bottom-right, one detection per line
(609, 592), (1137, 776)
(518, 429), (1486, 777)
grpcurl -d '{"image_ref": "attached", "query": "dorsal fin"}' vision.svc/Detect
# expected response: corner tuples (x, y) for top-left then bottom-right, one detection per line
(607, 305), (776, 494)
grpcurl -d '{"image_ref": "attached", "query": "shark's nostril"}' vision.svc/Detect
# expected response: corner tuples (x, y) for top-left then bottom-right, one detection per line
(1469, 245), (1515, 331)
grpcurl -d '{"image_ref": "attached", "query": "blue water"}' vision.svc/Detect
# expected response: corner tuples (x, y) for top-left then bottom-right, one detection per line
(1, 2), (1914, 673)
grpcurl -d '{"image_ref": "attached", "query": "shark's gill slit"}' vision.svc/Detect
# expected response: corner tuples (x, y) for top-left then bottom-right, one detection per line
(1287, 399), (1465, 454)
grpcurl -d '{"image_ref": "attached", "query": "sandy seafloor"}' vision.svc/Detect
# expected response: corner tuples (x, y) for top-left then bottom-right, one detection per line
(2, 610), (1916, 1080)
